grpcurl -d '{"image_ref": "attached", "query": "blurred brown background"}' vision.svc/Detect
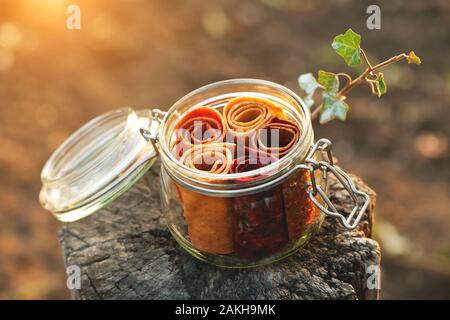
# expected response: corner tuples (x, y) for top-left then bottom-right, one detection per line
(0, 0), (449, 299)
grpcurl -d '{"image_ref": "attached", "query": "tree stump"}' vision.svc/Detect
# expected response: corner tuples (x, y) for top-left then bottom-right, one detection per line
(59, 161), (380, 300)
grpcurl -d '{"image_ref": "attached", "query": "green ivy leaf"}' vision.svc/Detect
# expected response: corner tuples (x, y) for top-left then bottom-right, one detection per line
(407, 51), (421, 65)
(370, 73), (387, 97)
(318, 70), (339, 93)
(319, 92), (349, 124)
(331, 29), (362, 67)
(374, 73), (387, 97)
(298, 73), (319, 95)
(298, 73), (319, 108)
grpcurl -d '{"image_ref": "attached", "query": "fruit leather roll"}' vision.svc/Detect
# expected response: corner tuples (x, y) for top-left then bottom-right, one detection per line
(223, 96), (285, 149)
(176, 143), (236, 254)
(230, 147), (289, 259)
(281, 170), (317, 241)
(253, 117), (301, 158)
(171, 106), (226, 159)
(253, 117), (315, 240)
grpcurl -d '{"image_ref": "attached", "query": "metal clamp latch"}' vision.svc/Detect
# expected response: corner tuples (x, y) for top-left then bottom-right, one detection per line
(140, 109), (167, 155)
(303, 138), (370, 229)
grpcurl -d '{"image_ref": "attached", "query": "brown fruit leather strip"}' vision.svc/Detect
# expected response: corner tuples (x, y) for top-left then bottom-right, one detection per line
(223, 97), (285, 147)
(255, 117), (301, 158)
(178, 187), (233, 254)
(176, 143), (235, 254)
(178, 143), (235, 174)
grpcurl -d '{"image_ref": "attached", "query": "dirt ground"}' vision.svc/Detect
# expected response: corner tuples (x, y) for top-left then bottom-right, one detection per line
(0, 0), (449, 299)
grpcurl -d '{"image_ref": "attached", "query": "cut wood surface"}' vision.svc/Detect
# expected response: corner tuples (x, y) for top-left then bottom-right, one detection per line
(60, 161), (380, 300)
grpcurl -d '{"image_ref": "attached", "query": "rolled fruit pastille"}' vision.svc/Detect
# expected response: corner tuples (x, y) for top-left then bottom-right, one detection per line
(230, 147), (289, 259)
(223, 96), (285, 147)
(170, 105), (225, 201)
(176, 143), (235, 254)
(254, 116), (317, 241)
(281, 170), (318, 241)
(171, 106), (226, 159)
(254, 117), (301, 158)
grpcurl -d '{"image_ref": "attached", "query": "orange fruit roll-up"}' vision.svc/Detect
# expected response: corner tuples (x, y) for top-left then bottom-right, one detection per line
(170, 105), (226, 201)
(223, 96), (285, 147)
(281, 170), (317, 241)
(176, 143), (236, 254)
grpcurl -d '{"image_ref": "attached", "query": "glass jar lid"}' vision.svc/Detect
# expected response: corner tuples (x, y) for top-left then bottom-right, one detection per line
(39, 107), (158, 222)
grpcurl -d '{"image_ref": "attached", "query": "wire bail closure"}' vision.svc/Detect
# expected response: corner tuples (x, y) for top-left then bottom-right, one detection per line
(139, 109), (166, 155)
(301, 138), (370, 229)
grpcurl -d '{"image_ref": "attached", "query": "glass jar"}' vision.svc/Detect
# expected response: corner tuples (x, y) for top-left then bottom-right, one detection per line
(40, 79), (370, 268)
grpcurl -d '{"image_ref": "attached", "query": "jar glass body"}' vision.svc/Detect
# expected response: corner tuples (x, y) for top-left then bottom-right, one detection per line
(154, 79), (327, 267)
(158, 157), (326, 268)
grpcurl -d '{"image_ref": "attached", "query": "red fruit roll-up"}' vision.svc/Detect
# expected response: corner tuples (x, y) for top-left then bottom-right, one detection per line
(171, 106), (226, 160)
(230, 147), (289, 260)
(254, 117), (316, 241)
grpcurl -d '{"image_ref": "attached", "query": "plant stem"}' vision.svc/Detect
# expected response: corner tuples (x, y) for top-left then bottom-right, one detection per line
(310, 104), (322, 119)
(338, 73), (367, 96)
(337, 73), (352, 86)
(339, 52), (408, 96)
(360, 48), (373, 69)
(371, 53), (408, 71)
(310, 52), (409, 121)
